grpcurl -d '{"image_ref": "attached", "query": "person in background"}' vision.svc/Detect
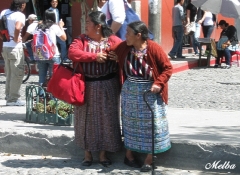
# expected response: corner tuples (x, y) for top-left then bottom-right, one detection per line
(97, 0), (106, 10)
(68, 11), (122, 167)
(36, 9), (66, 86)
(22, 14), (38, 63)
(198, 11), (216, 54)
(0, 0), (29, 106)
(49, 0), (69, 62)
(168, 0), (186, 60)
(101, 0), (132, 40)
(186, 0), (204, 56)
(214, 20), (239, 69)
(111, 21), (172, 172)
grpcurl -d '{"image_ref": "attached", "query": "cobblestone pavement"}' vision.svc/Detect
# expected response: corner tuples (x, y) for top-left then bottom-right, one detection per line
(1, 65), (240, 110)
(168, 65), (240, 110)
(0, 153), (224, 175)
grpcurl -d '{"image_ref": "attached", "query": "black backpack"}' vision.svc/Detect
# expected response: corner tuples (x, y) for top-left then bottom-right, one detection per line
(0, 11), (15, 42)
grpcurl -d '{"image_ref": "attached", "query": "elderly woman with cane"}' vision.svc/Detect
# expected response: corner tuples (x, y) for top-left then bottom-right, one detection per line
(109, 21), (172, 172)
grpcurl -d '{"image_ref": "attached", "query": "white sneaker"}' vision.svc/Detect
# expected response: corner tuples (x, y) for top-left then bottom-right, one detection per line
(6, 99), (25, 106)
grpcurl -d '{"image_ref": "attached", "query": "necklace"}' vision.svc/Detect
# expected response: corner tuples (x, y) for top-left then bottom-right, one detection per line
(131, 47), (147, 60)
(85, 35), (110, 53)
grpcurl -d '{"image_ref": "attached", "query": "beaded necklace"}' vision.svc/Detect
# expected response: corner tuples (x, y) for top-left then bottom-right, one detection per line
(131, 47), (147, 60)
(85, 36), (110, 53)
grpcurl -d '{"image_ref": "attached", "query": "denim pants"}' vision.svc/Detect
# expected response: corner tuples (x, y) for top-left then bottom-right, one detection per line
(202, 25), (214, 50)
(216, 48), (231, 66)
(169, 25), (184, 57)
(37, 57), (60, 85)
(25, 40), (34, 61)
(2, 47), (24, 102)
(57, 36), (67, 61)
(192, 23), (201, 54)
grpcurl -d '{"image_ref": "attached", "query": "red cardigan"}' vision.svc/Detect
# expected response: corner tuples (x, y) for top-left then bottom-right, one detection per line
(112, 40), (173, 104)
(68, 34), (122, 66)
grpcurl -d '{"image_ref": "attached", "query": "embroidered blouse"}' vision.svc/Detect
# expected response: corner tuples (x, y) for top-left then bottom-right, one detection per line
(68, 34), (122, 78)
(124, 47), (153, 80)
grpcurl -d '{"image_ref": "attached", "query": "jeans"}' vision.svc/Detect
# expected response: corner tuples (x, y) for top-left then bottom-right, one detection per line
(169, 25), (184, 57)
(192, 23), (201, 54)
(216, 48), (231, 66)
(25, 41), (34, 61)
(2, 47), (24, 102)
(57, 36), (67, 61)
(37, 57), (60, 85)
(202, 25), (214, 51)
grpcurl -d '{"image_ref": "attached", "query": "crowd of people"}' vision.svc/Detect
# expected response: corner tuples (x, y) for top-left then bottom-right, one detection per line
(169, 0), (239, 68)
(0, 0), (239, 173)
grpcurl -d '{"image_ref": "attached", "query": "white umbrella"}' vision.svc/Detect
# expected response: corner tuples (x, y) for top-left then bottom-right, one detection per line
(191, 0), (240, 18)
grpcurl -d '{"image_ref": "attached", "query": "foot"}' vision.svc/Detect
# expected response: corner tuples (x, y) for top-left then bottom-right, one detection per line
(124, 156), (141, 168)
(168, 53), (176, 60)
(81, 158), (93, 166)
(99, 158), (112, 166)
(223, 65), (231, 69)
(6, 99), (25, 106)
(64, 59), (72, 63)
(99, 151), (112, 166)
(81, 151), (92, 166)
(177, 55), (186, 59)
(192, 53), (199, 56)
(140, 164), (152, 172)
(214, 64), (219, 68)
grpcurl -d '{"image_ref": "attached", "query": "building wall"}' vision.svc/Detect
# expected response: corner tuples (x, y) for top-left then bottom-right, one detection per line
(0, 1), (236, 56)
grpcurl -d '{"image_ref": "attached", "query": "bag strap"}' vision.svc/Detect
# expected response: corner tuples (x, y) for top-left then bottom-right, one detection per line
(2, 10), (16, 41)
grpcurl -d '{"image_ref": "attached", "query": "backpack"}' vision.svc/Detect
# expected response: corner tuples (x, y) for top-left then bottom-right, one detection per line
(32, 29), (56, 61)
(0, 11), (15, 42)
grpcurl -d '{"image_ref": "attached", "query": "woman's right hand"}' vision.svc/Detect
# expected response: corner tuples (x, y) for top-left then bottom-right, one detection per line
(96, 53), (108, 63)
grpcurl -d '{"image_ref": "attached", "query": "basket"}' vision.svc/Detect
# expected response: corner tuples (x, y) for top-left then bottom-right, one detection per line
(25, 84), (74, 126)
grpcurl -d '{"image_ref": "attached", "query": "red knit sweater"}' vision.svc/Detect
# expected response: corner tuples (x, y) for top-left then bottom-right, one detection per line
(112, 40), (173, 104)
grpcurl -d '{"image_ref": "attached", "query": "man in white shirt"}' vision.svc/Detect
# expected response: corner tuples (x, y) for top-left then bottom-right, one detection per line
(0, 0), (29, 106)
(49, 0), (68, 62)
(101, 0), (125, 35)
(22, 14), (38, 63)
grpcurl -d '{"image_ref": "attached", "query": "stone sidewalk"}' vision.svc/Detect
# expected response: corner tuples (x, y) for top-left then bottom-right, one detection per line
(0, 61), (240, 174)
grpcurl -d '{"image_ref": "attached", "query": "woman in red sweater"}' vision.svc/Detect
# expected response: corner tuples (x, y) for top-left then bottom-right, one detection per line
(111, 21), (173, 172)
(68, 11), (122, 167)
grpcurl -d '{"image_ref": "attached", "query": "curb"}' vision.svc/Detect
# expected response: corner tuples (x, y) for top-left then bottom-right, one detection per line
(0, 132), (239, 174)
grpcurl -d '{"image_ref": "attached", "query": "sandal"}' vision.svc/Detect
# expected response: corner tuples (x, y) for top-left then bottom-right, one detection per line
(99, 158), (112, 167)
(140, 164), (152, 172)
(124, 156), (141, 168)
(81, 158), (93, 166)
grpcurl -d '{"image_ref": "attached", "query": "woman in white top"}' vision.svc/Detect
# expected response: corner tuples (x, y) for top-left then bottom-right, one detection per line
(200, 11), (216, 38)
(198, 11), (216, 52)
(36, 9), (66, 86)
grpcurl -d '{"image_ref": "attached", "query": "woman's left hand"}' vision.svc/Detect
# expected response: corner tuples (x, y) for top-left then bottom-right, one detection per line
(108, 51), (118, 62)
(151, 84), (161, 94)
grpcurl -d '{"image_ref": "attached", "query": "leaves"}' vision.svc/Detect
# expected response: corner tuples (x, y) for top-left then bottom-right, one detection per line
(33, 99), (73, 118)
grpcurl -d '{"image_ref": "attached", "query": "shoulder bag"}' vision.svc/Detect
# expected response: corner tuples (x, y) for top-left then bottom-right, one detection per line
(47, 36), (85, 106)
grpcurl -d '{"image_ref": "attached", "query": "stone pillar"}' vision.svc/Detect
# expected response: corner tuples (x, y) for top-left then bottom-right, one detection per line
(148, 0), (161, 43)
(235, 19), (240, 41)
(131, 0), (141, 18)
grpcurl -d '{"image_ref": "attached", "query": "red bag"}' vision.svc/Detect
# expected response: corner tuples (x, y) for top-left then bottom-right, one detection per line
(47, 63), (85, 106)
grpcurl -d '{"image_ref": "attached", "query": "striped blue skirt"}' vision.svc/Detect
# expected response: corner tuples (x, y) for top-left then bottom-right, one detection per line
(121, 77), (171, 154)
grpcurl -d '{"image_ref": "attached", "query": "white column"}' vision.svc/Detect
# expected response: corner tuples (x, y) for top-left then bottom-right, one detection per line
(131, 0), (141, 18)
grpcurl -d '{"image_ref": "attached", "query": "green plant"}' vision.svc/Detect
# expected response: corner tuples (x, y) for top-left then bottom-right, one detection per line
(33, 99), (73, 118)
